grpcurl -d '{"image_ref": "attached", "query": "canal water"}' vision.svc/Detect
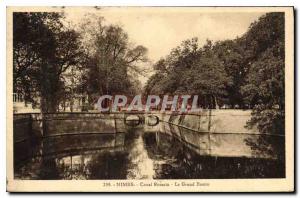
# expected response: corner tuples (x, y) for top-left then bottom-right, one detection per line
(14, 121), (285, 179)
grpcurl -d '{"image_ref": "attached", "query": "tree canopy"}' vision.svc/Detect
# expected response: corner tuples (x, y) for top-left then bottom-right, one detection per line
(13, 13), (148, 112)
(78, 15), (148, 105)
(145, 12), (285, 134)
(13, 12), (85, 112)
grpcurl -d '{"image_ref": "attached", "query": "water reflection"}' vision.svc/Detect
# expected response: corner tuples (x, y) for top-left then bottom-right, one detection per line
(14, 121), (285, 179)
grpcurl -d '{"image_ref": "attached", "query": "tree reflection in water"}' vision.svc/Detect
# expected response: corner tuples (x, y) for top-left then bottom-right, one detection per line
(14, 123), (285, 179)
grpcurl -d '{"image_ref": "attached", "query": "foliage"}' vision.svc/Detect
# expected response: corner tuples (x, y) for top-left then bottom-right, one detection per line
(13, 12), (84, 112)
(145, 12), (285, 134)
(241, 13), (285, 134)
(145, 38), (230, 108)
(78, 15), (148, 105)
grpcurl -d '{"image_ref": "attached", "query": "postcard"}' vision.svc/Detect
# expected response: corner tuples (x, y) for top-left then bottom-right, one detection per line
(6, 6), (294, 192)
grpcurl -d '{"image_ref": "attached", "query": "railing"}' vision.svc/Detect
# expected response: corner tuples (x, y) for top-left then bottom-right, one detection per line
(13, 93), (23, 103)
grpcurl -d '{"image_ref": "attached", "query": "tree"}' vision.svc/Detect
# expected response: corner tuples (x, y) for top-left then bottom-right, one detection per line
(213, 39), (248, 108)
(187, 41), (230, 108)
(13, 12), (85, 112)
(79, 15), (148, 107)
(144, 72), (166, 96)
(13, 12), (59, 107)
(241, 13), (285, 135)
(145, 39), (230, 108)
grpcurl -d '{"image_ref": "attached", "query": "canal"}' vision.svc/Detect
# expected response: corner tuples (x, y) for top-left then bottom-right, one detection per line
(14, 112), (285, 179)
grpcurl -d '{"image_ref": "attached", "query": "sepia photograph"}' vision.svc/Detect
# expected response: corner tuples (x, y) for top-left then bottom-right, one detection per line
(6, 6), (294, 192)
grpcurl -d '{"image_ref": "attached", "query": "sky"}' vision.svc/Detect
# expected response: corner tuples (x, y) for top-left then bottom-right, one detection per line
(64, 7), (266, 84)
